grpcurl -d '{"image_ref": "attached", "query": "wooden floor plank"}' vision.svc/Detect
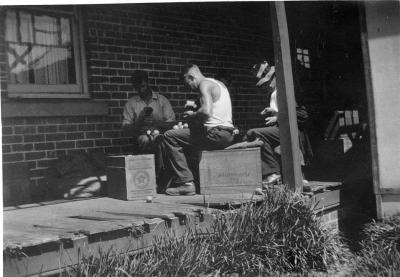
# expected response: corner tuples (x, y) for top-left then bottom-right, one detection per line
(4, 194), (264, 276)
(3, 194), (264, 250)
(3, 196), (225, 249)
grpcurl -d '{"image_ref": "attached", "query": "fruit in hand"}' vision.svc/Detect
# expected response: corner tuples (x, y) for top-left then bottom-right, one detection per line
(183, 123), (189, 129)
(152, 129), (160, 136)
(173, 125), (179, 130)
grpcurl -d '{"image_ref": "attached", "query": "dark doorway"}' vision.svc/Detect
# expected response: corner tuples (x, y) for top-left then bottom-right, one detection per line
(286, 2), (376, 249)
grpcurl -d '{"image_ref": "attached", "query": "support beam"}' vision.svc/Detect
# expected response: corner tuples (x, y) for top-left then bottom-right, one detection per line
(270, 2), (303, 191)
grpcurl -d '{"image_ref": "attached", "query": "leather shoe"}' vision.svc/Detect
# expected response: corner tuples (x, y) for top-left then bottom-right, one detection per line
(262, 173), (281, 189)
(165, 182), (196, 196)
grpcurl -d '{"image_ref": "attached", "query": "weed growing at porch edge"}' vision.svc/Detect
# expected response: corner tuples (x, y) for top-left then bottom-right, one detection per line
(66, 187), (350, 276)
(349, 215), (400, 276)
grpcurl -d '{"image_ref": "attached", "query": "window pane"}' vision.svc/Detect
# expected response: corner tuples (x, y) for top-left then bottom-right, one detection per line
(20, 12), (34, 43)
(5, 10), (18, 42)
(6, 10), (76, 85)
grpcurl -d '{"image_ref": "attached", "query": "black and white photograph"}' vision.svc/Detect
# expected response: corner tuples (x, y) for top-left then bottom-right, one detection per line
(1, 0), (400, 276)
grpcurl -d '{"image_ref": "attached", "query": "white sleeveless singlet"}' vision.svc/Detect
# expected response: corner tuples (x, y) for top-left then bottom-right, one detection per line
(203, 78), (233, 128)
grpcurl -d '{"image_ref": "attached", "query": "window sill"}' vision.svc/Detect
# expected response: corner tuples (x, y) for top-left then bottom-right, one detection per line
(1, 99), (109, 118)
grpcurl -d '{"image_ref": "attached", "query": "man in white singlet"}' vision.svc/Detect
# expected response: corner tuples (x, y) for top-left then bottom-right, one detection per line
(162, 64), (235, 196)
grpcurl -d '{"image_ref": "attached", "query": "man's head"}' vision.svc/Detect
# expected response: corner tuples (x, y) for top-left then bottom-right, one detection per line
(131, 70), (151, 98)
(182, 64), (204, 90)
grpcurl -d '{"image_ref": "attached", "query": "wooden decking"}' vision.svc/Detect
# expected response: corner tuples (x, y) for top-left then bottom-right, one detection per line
(3, 181), (342, 277)
(3, 193), (262, 277)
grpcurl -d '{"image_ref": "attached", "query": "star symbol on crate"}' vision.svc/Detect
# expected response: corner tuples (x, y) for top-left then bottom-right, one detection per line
(134, 172), (149, 188)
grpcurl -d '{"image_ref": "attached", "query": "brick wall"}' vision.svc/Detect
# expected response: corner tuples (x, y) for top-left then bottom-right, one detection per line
(1, 3), (272, 202)
(319, 208), (340, 233)
(86, 3), (273, 126)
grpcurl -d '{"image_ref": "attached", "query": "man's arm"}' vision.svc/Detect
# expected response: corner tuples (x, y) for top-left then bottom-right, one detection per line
(154, 96), (176, 131)
(184, 80), (213, 122)
(122, 101), (136, 131)
(161, 96), (176, 122)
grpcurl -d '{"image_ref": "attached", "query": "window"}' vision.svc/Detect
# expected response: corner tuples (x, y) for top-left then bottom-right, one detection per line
(5, 7), (88, 98)
(296, 48), (310, 69)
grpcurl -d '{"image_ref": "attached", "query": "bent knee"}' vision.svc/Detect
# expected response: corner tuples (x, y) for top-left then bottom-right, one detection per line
(246, 128), (259, 140)
(163, 129), (173, 141)
(137, 134), (151, 144)
(163, 129), (179, 141)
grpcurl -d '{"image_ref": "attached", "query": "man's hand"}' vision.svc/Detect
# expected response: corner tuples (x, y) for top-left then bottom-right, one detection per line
(260, 107), (277, 117)
(265, 116), (278, 126)
(183, 110), (195, 118)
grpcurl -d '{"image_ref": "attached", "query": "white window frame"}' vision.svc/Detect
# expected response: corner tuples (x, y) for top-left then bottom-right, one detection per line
(5, 6), (89, 99)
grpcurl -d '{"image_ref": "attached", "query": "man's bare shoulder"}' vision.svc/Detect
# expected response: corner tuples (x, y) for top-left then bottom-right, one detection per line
(199, 79), (218, 93)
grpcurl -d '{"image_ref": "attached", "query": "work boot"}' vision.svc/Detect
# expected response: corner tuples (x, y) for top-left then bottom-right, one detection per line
(262, 173), (282, 189)
(165, 182), (196, 196)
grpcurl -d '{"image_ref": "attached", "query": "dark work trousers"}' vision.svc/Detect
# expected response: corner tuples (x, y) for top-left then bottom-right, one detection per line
(136, 134), (154, 154)
(245, 125), (281, 177)
(163, 126), (234, 185)
(134, 134), (165, 181)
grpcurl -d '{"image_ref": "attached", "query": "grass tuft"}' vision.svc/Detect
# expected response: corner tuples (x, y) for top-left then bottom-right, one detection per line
(349, 216), (400, 276)
(204, 187), (350, 275)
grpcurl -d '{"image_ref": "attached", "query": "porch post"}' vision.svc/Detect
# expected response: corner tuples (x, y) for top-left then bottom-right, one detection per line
(270, 2), (303, 190)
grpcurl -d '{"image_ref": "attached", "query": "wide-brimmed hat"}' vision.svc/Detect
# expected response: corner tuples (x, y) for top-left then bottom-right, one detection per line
(252, 61), (275, 87)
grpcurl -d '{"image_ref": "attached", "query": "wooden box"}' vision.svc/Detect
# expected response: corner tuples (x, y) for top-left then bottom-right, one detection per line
(106, 154), (156, 200)
(199, 148), (262, 194)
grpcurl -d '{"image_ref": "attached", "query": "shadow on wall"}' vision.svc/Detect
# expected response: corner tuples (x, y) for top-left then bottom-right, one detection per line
(46, 152), (107, 200)
(3, 152), (108, 207)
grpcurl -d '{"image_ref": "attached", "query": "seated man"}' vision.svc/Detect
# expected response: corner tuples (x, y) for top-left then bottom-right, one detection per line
(162, 64), (235, 196)
(245, 64), (281, 185)
(122, 70), (176, 154)
(244, 61), (312, 186)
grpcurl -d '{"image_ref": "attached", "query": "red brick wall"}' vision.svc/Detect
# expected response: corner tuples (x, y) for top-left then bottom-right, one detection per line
(1, 4), (272, 201)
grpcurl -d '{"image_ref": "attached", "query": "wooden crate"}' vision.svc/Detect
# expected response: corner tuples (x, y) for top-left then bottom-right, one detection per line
(199, 148), (262, 194)
(106, 154), (156, 200)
